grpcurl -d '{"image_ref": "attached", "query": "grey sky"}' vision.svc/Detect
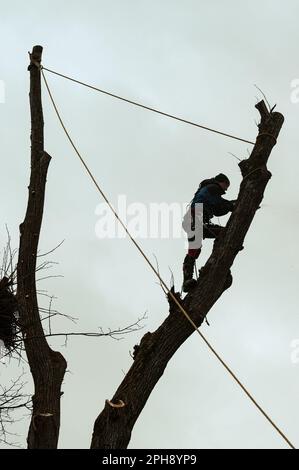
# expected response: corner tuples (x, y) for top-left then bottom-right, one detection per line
(1, 0), (299, 449)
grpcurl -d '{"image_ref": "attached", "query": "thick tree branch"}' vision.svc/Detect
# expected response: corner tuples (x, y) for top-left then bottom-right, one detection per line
(90, 101), (284, 449)
(16, 45), (67, 449)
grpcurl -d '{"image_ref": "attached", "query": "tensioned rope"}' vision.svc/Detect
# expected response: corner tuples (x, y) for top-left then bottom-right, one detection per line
(40, 67), (295, 449)
(42, 66), (255, 146)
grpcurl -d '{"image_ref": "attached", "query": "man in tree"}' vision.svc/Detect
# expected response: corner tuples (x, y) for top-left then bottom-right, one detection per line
(182, 173), (235, 292)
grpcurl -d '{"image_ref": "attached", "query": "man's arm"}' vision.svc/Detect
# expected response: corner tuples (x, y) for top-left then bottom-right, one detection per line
(206, 184), (235, 216)
(213, 198), (235, 216)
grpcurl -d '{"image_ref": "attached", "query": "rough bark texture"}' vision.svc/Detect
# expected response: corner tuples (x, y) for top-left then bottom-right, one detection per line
(90, 101), (284, 449)
(17, 46), (67, 449)
(0, 277), (18, 350)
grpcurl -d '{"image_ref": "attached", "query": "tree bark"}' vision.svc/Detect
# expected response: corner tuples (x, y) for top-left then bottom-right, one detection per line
(17, 45), (67, 449)
(90, 101), (284, 449)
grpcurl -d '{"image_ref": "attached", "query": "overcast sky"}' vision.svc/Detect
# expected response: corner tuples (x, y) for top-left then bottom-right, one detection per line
(1, 0), (299, 449)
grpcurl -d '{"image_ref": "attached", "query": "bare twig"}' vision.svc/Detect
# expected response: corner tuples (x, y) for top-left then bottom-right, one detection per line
(0, 372), (32, 447)
(153, 254), (167, 294)
(37, 240), (65, 258)
(228, 151), (242, 162)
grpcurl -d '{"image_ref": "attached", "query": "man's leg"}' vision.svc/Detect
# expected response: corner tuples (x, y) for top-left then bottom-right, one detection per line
(182, 211), (203, 292)
(182, 245), (201, 293)
(182, 225), (227, 292)
(203, 224), (224, 240)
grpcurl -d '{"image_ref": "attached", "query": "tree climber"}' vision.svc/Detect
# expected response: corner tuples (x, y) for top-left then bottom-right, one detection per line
(182, 173), (236, 292)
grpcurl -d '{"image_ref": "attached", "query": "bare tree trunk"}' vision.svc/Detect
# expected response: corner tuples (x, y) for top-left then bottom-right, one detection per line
(90, 101), (284, 449)
(17, 45), (67, 449)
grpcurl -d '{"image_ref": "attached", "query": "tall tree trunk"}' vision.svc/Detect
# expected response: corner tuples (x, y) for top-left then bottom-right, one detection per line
(90, 101), (284, 449)
(17, 45), (67, 449)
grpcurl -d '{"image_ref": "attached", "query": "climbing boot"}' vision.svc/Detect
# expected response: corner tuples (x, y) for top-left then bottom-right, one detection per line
(182, 254), (197, 292)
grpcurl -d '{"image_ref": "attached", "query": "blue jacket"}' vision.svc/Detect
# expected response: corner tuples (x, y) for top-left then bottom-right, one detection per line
(191, 178), (234, 223)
